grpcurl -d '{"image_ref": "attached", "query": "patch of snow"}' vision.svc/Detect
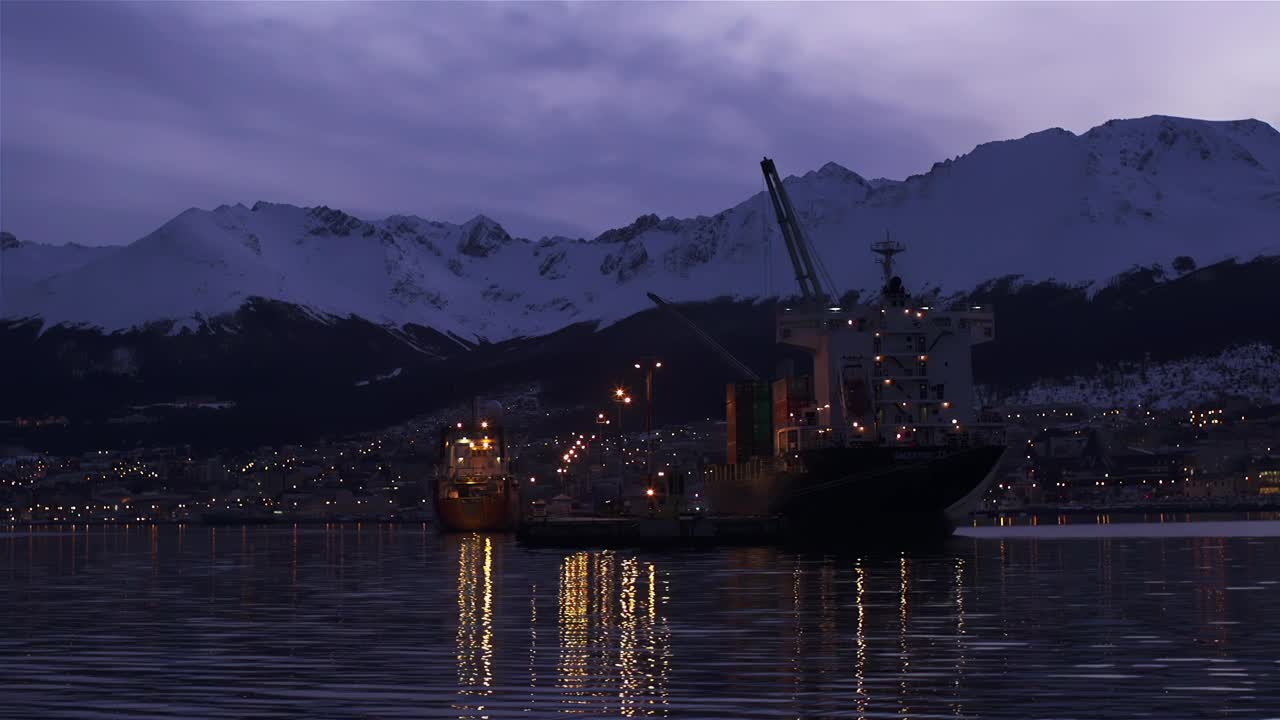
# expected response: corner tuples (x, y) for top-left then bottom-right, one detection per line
(166, 318), (202, 336)
(354, 367), (404, 388)
(999, 343), (1280, 409)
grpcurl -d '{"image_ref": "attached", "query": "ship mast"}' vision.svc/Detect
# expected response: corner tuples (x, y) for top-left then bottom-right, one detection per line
(871, 232), (905, 287)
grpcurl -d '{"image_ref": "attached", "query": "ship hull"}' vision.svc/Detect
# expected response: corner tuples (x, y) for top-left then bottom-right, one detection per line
(434, 490), (518, 532)
(781, 445), (1006, 542)
(710, 445), (1006, 544)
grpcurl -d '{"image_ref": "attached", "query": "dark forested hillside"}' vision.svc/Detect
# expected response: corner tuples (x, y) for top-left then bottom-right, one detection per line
(3, 257), (1276, 453)
(968, 257), (1280, 393)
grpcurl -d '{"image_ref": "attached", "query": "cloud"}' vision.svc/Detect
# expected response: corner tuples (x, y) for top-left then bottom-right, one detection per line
(1, 1), (1276, 247)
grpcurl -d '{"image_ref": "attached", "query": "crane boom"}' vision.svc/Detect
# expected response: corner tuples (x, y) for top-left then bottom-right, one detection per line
(646, 292), (761, 382)
(761, 157), (829, 307)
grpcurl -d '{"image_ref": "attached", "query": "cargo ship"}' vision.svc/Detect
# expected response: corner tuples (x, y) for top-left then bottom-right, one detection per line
(701, 158), (1007, 540)
(432, 402), (520, 532)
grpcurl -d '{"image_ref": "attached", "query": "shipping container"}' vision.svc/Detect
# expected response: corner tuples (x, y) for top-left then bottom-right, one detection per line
(726, 381), (774, 464)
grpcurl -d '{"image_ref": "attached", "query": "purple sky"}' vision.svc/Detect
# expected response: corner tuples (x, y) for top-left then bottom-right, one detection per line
(2, 1), (1277, 247)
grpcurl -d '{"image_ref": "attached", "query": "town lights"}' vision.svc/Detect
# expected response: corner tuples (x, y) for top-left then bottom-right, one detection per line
(615, 388), (625, 398)
(645, 488), (655, 497)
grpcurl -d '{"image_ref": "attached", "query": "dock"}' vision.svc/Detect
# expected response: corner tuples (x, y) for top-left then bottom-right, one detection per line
(516, 514), (786, 548)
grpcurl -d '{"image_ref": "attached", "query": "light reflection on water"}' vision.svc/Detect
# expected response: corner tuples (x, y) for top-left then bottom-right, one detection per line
(1, 523), (1279, 718)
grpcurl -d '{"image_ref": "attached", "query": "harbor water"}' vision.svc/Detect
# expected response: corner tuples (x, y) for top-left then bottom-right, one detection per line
(2, 520), (1279, 718)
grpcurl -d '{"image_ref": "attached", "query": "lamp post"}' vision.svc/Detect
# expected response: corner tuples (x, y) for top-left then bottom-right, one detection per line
(634, 359), (662, 482)
(610, 388), (628, 475)
(613, 387), (627, 430)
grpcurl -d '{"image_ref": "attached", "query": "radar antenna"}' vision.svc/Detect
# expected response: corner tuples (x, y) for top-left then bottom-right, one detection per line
(871, 230), (906, 286)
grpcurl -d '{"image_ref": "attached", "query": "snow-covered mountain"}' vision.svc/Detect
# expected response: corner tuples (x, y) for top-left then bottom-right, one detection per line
(4, 115), (1279, 341)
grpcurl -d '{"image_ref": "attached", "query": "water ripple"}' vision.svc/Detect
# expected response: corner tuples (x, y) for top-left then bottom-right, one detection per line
(2, 524), (1279, 718)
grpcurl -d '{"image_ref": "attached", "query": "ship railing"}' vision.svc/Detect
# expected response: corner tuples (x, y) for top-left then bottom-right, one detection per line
(945, 423), (1006, 448)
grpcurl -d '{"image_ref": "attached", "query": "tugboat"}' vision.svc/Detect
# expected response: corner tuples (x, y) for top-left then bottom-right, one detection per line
(433, 401), (520, 532)
(703, 158), (1008, 541)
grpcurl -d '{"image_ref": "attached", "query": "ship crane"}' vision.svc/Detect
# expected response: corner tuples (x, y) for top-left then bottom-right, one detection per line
(760, 158), (842, 309)
(761, 157), (856, 447)
(646, 292), (760, 382)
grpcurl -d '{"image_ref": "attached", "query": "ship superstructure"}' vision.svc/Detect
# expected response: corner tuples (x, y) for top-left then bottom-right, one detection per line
(433, 404), (520, 532)
(762, 157), (1000, 454)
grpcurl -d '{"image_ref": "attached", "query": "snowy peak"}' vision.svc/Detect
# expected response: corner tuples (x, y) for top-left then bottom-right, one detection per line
(1082, 115), (1279, 175)
(806, 161), (868, 186)
(5, 115), (1279, 343)
(593, 213), (680, 245)
(458, 215), (514, 258)
(306, 206), (369, 238)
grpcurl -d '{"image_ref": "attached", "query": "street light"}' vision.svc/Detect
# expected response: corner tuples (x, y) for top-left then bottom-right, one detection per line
(635, 358), (662, 479)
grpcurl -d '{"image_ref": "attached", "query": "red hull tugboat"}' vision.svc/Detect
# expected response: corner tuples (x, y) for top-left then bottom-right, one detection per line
(433, 404), (520, 532)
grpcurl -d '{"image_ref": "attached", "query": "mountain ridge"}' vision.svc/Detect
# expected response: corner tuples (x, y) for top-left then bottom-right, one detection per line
(4, 114), (1278, 342)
